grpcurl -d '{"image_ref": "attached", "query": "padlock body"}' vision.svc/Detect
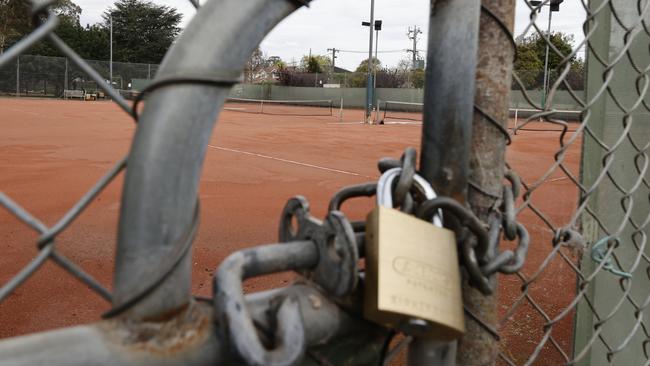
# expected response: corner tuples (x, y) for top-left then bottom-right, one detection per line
(364, 206), (465, 339)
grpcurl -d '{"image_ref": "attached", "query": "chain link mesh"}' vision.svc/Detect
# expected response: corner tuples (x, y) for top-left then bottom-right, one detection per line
(1, 0), (649, 365)
(0, 54), (158, 97)
(0, 1), (144, 313)
(490, 1), (650, 365)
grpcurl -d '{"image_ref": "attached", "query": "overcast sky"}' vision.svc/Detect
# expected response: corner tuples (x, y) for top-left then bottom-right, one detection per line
(76, 0), (587, 70)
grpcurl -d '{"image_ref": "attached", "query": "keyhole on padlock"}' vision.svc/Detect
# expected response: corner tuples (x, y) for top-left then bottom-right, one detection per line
(326, 236), (344, 261)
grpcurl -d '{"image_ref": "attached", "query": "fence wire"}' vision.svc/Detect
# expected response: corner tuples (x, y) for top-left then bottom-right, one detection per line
(0, 54), (157, 97)
(0, 1), (137, 318)
(0, 0), (649, 365)
(491, 0), (650, 365)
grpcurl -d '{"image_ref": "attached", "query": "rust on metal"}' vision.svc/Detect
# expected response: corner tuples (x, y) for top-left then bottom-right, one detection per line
(101, 300), (213, 356)
(460, 0), (516, 365)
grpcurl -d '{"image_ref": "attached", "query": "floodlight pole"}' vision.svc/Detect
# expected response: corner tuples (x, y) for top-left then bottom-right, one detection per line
(365, 0), (375, 123)
(541, 8), (552, 106)
(374, 29), (378, 91)
(532, 0), (562, 106)
(16, 56), (19, 97)
(374, 20), (381, 111)
(109, 13), (113, 89)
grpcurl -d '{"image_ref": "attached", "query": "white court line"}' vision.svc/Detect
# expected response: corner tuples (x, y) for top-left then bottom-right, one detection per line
(207, 145), (374, 178)
(327, 121), (365, 125)
(545, 176), (568, 183)
(383, 121), (422, 125)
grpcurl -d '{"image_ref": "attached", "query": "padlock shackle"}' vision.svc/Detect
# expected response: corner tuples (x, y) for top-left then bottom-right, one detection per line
(376, 168), (443, 227)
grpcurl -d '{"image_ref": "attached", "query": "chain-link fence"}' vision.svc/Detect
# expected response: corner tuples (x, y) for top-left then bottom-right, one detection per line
(0, 54), (157, 97)
(1, 0), (649, 365)
(274, 70), (426, 89)
(491, 0), (650, 364)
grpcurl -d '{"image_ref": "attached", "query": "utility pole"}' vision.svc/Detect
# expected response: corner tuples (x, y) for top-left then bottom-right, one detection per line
(327, 47), (339, 75)
(407, 25), (423, 70)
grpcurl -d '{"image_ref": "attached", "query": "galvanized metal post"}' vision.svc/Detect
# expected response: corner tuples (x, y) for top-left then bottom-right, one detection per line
(109, 14), (113, 88)
(461, 0), (516, 364)
(16, 55), (19, 97)
(64, 57), (68, 92)
(541, 8), (553, 106)
(416, 0), (480, 364)
(374, 28), (379, 109)
(365, 0), (375, 123)
(113, 0), (305, 321)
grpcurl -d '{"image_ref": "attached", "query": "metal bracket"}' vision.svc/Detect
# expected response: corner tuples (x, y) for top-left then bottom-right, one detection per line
(279, 196), (359, 297)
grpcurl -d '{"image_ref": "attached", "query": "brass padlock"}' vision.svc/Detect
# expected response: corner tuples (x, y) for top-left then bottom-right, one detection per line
(364, 168), (465, 340)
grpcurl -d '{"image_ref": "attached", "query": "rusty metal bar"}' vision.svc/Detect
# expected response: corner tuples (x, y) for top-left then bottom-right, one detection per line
(460, 0), (517, 365)
(416, 0), (481, 364)
(0, 285), (383, 366)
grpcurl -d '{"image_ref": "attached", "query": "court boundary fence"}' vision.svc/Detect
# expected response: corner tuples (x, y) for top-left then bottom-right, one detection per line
(0, 0), (648, 366)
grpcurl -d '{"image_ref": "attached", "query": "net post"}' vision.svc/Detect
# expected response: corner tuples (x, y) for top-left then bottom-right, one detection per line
(339, 97), (343, 121)
(375, 99), (381, 124)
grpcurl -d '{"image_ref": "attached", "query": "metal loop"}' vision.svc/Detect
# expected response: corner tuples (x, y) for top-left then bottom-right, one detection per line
(501, 185), (517, 240)
(328, 183), (377, 212)
(131, 71), (244, 119)
(377, 167), (443, 227)
(504, 170), (521, 199)
(279, 197), (359, 297)
(377, 158), (401, 173)
(460, 235), (494, 295)
(496, 222), (530, 274)
(416, 197), (490, 260)
(417, 197), (494, 295)
(400, 192), (415, 214)
(214, 241), (317, 366)
(394, 147), (417, 206)
(553, 227), (585, 249)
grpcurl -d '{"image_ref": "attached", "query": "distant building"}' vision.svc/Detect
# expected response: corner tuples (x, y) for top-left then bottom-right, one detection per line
(251, 65), (281, 83)
(333, 66), (352, 73)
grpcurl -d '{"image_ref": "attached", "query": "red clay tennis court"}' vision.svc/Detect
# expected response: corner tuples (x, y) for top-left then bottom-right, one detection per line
(0, 98), (581, 364)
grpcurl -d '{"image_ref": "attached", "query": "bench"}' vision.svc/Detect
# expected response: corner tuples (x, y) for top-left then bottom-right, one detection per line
(64, 90), (85, 100)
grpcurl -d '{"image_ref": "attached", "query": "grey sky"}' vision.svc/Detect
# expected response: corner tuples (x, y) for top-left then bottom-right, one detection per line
(76, 0), (587, 70)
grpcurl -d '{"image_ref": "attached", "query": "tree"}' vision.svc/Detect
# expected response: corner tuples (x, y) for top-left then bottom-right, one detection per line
(300, 55), (330, 73)
(514, 31), (584, 90)
(267, 55), (284, 67)
(77, 24), (109, 60)
(244, 47), (266, 83)
(102, 0), (181, 64)
(1, 0), (83, 56)
(346, 57), (383, 87)
(0, 0), (30, 54)
(355, 57), (381, 73)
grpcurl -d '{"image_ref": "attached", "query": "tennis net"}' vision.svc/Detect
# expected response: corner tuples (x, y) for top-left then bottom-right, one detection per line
(225, 98), (335, 117)
(376, 100), (423, 124)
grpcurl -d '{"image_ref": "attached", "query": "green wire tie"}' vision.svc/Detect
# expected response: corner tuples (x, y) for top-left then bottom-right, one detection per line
(590, 236), (632, 279)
